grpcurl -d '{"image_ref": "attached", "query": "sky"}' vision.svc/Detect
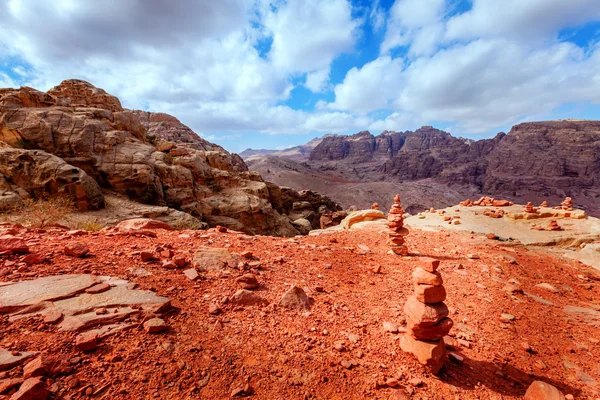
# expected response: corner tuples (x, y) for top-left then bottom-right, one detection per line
(1, 0), (600, 153)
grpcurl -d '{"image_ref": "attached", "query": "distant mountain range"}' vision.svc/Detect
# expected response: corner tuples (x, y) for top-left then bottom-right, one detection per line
(242, 121), (600, 215)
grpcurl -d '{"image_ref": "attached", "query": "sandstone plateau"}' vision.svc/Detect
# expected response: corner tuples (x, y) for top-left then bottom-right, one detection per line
(0, 80), (339, 236)
(243, 123), (600, 216)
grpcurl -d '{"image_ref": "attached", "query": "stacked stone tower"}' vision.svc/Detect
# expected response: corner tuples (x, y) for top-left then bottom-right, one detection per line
(401, 258), (452, 374)
(386, 194), (409, 256)
(561, 197), (573, 210)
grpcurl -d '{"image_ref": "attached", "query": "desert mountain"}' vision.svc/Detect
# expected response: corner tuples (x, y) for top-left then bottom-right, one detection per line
(245, 123), (600, 215)
(0, 80), (339, 236)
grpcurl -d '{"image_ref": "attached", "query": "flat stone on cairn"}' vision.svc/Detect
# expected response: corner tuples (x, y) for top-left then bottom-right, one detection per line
(561, 197), (573, 210)
(401, 257), (452, 374)
(386, 194), (409, 256)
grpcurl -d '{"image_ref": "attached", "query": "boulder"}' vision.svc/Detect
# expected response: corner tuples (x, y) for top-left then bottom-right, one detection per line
(0, 147), (104, 211)
(229, 290), (269, 307)
(9, 377), (49, 400)
(193, 247), (240, 271)
(524, 381), (566, 400)
(0, 236), (29, 254)
(341, 210), (385, 229)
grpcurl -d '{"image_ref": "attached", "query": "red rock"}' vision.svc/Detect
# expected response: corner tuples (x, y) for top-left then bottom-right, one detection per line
(414, 284), (447, 303)
(0, 378), (22, 394)
(230, 290), (269, 307)
(524, 380), (566, 400)
(116, 218), (174, 231)
(85, 283), (110, 294)
(173, 256), (187, 268)
(236, 273), (259, 290)
(23, 358), (48, 379)
(75, 332), (98, 351)
(64, 243), (89, 258)
(143, 318), (168, 333)
(10, 377), (49, 400)
(42, 310), (62, 324)
(412, 267), (443, 286)
(0, 236), (29, 254)
(492, 200), (511, 207)
(408, 317), (454, 341)
(159, 249), (174, 258)
(183, 268), (199, 281)
(279, 286), (313, 310)
(486, 233), (498, 240)
(140, 251), (154, 262)
(208, 303), (222, 315)
(22, 253), (46, 265)
(420, 258), (440, 272)
(400, 334), (446, 374)
(404, 296), (448, 325)
(240, 251), (253, 258)
(162, 260), (178, 269)
(216, 225), (228, 233)
(385, 378), (399, 388)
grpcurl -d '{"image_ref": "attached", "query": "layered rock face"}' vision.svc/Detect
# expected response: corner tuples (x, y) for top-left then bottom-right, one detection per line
(302, 122), (600, 214)
(0, 80), (338, 236)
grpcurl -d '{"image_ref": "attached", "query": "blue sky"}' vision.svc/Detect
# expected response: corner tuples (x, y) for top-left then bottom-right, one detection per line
(1, 0), (600, 153)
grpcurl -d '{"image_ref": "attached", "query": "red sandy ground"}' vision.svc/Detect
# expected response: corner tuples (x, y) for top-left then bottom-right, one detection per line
(1, 226), (600, 399)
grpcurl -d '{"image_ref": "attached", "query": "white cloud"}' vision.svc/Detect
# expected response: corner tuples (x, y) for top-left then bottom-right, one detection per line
(305, 68), (330, 93)
(262, 0), (358, 73)
(446, 0), (600, 42)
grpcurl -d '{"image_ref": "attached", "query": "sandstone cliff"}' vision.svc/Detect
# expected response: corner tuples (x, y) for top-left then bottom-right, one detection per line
(0, 80), (339, 235)
(245, 122), (600, 215)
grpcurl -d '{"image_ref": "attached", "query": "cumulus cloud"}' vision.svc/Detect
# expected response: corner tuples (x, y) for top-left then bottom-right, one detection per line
(305, 68), (331, 93)
(330, 0), (600, 134)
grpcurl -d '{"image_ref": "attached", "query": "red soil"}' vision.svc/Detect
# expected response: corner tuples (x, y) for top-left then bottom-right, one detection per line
(1, 226), (599, 399)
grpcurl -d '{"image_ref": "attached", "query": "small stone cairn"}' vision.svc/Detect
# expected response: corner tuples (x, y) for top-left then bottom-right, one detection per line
(561, 197), (573, 211)
(547, 220), (562, 231)
(524, 202), (536, 213)
(386, 194), (408, 256)
(540, 200), (548, 208)
(371, 202), (379, 210)
(401, 258), (452, 374)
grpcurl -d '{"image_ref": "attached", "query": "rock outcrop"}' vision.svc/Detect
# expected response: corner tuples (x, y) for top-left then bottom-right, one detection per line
(0, 80), (339, 236)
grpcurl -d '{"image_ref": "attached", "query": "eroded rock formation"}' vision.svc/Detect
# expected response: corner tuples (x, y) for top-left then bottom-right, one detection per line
(0, 80), (339, 236)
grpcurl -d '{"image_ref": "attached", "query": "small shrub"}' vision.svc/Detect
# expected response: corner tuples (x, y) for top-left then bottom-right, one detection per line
(16, 197), (74, 228)
(77, 218), (105, 232)
(170, 218), (205, 231)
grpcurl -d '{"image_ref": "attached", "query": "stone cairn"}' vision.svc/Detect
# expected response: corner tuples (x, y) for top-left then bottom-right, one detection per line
(401, 258), (452, 374)
(561, 197), (573, 210)
(386, 194), (409, 256)
(540, 200), (548, 208)
(524, 202), (536, 213)
(371, 202), (379, 210)
(548, 220), (562, 231)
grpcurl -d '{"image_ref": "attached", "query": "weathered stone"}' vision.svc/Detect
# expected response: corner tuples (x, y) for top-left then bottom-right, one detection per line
(403, 296), (448, 326)
(193, 247), (240, 271)
(0, 378), (22, 394)
(340, 210), (385, 229)
(75, 332), (98, 351)
(408, 317), (454, 341)
(9, 377), (49, 400)
(279, 286), (313, 310)
(414, 284), (447, 303)
(420, 258), (440, 272)
(524, 381), (566, 400)
(236, 274), (259, 290)
(22, 253), (46, 265)
(116, 218), (174, 231)
(400, 335), (446, 374)
(412, 267), (443, 286)
(64, 243), (89, 258)
(0, 274), (101, 313)
(0, 236), (28, 255)
(85, 283), (110, 294)
(382, 321), (398, 334)
(229, 290), (269, 307)
(0, 349), (37, 371)
(183, 268), (199, 281)
(143, 318), (167, 333)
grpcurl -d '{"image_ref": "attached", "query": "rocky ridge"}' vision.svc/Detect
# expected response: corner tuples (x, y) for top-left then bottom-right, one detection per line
(0, 80), (339, 236)
(245, 122), (600, 216)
